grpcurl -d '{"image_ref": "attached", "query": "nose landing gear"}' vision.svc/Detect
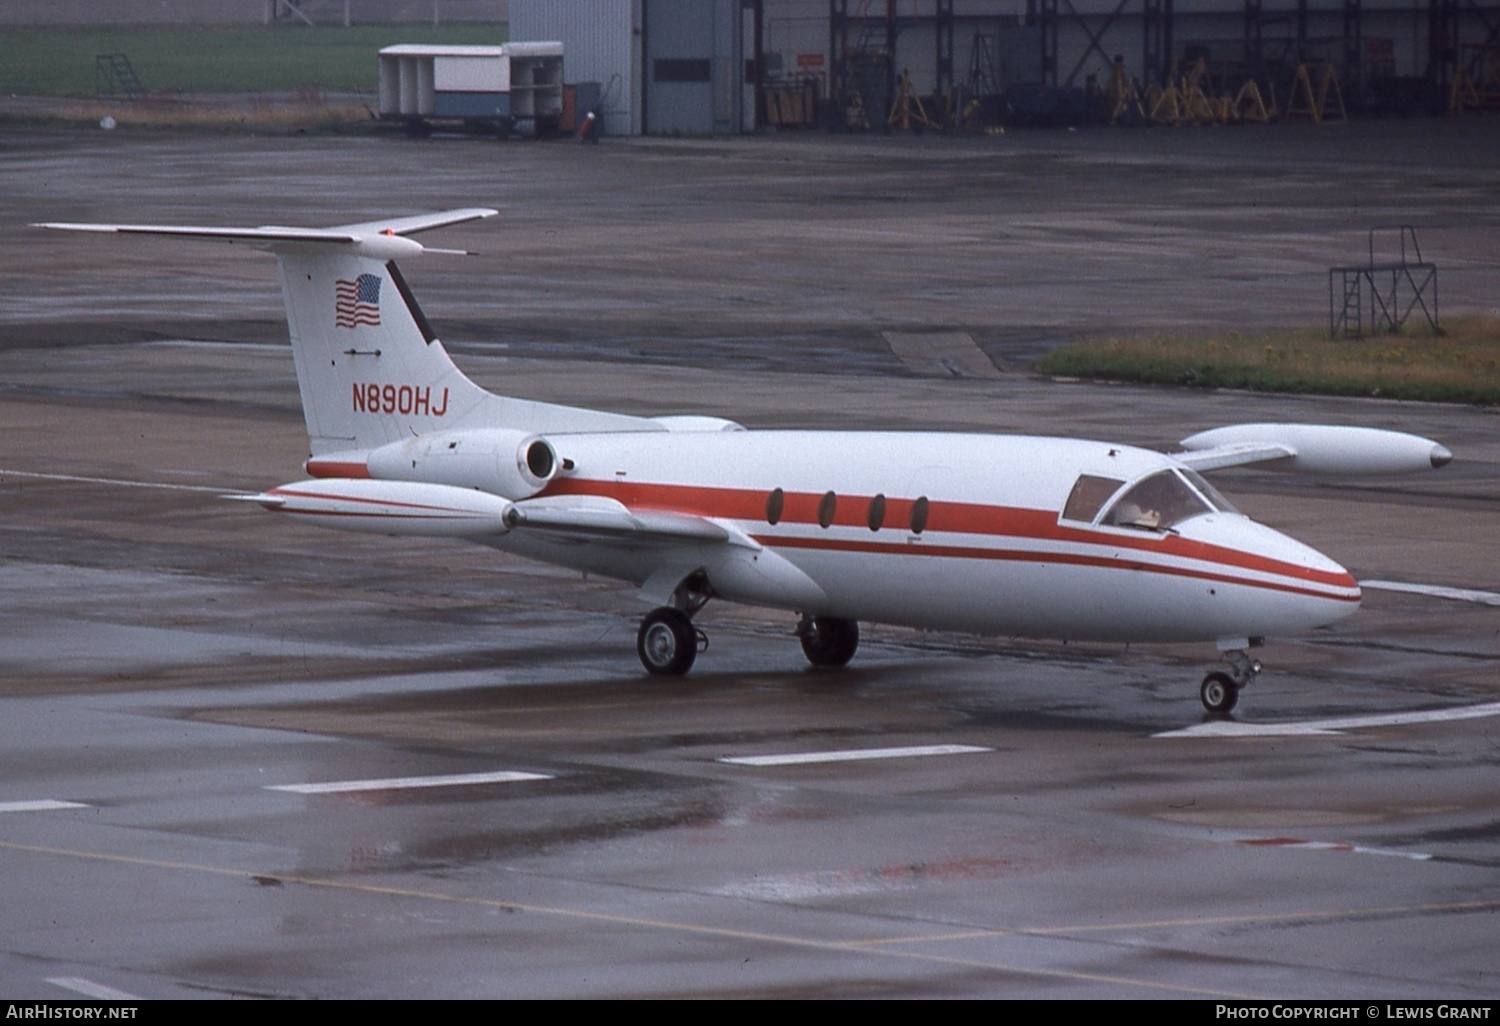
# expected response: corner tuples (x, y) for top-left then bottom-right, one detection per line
(1200, 647), (1262, 714)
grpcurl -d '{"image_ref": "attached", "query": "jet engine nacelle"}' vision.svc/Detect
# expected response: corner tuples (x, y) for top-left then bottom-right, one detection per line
(365, 428), (560, 499)
(251, 478), (515, 537)
(1181, 423), (1452, 476)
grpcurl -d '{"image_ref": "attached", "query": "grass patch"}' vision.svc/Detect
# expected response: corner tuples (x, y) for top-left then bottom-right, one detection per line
(1033, 317), (1500, 405)
(0, 25), (508, 96)
(5, 95), (380, 134)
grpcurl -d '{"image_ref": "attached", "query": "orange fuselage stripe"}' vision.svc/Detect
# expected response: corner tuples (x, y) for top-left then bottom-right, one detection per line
(538, 477), (1357, 598)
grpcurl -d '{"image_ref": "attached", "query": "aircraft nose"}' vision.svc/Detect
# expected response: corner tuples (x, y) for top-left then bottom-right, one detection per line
(1333, 562), (1361, 602)
(1431, 443), (1453, 469)
(1257, 524), (1362, 605)
(1179, 514), (1363, 612)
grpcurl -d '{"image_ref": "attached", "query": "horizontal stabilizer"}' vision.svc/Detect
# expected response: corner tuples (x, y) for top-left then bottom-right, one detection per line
(331, 209), (501, 237)
(35, 208), (499, 259)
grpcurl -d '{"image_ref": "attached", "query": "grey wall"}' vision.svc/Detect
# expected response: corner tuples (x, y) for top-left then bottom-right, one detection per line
(512, 0), (640, 135)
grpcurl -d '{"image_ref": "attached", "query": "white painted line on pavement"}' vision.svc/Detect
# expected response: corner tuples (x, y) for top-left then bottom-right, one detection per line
(0, 800), (90, 814)
(267, 770), (550, 795)
(47, 977), (141, 1000)
(1157, 701), (1500, 739)
(1238, 837), (1433, 861)
(0, 468), (241, 495)
(1362, 579), (1500, 607)
(721, 744), (991, 767)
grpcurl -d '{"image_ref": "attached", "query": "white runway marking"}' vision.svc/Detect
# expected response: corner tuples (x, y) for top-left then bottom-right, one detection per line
(0, 468), (243, 495)
(267, 770), (551, 795)
(1157, 701), (1500, 739)
(1238, 837), (1433, 861)
(46, 976), (141, 1000)
(149, 339), (284, 352)
(1362, 579), (1500, 607)
(0, 800), (89, 814)
(720, 744), (992, 767)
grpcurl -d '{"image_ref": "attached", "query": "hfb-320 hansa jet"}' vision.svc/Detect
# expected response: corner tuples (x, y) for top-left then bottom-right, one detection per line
(39, 209), (1452, 714)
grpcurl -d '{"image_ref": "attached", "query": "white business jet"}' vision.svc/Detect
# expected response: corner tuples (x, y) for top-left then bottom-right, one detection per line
(39, 209), (1452, 714)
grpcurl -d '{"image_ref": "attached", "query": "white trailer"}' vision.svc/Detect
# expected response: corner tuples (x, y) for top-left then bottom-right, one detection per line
(377, 42), (564, 137)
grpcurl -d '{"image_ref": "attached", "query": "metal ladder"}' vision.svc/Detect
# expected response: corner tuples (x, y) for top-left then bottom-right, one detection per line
(1335, 269), (1363, 338)
(95, 53), (143, 97)
(1328, 226), (1439, 339)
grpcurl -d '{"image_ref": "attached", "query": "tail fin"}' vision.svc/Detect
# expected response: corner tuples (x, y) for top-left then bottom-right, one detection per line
(37, 210), (660, 455)
(279, 249), (495, 452)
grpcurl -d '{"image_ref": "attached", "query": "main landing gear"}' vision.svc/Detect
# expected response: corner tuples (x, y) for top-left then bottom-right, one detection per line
(633, 570), (862, 676)
(797, 614), (859, 668)
(636, 609), (863, 675)
(637, 607), (706, 675)
(1200, 647), (1262, 715)
(636, 571), (712, 676)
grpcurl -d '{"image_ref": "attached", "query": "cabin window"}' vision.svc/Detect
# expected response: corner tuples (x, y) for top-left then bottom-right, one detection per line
(817, 491), (837, 529)
(1061, 475), (1126, 523)
(765, 488), (784, 525)
(1103, 470), (1213, 531)
(867, 493), (886, 531)
(910, 496), (929, 534)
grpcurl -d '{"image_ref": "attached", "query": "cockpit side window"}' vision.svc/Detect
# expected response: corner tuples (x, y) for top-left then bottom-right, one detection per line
(1103, 470), (1213, 531)
(1062, 475), (1126, 523)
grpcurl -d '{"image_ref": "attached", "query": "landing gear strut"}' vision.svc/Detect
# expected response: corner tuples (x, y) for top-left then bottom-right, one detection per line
(636, 570), (712, 676)
(1200, 647), (1262, 714)
(798, 615), (859, 668)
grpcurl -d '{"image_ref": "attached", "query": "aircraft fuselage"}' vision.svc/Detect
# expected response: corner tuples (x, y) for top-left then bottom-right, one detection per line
(457, 429), (1359, 645)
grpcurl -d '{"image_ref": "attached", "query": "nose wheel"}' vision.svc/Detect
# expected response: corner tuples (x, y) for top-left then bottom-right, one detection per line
(1200, 648), (1262, 714)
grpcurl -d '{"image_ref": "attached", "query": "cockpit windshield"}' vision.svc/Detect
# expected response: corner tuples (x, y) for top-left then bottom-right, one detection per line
(1101, 469), (1220, 531)
(1180, 468), (1239, 516)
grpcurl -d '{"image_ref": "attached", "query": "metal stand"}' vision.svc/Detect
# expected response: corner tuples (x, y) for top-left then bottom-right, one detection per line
(1329, 226), (1439, 339)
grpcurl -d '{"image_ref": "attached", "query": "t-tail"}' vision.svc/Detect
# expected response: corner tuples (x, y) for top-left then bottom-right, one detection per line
(36, 210), (658, 468)
(38, 209), (667, 535)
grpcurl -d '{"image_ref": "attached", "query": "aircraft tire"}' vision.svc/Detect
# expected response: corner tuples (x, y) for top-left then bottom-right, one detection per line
(638, 607), (697, 676)
(1200, 671), (1239, 714)
(800, 616), (859, 668)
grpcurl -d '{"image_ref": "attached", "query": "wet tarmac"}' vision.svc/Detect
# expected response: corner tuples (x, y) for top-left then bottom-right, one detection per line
(1, 123), (1499, 998)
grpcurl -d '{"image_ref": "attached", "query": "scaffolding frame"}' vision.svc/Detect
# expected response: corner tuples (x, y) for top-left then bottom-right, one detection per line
(1329, 226), (1439, 339)
(830, 0), (956, 127)
(819, 0), (1500, 120)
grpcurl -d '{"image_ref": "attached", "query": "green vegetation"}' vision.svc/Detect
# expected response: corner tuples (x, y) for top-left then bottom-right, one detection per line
(1033, 317), (1500, 405)
(0, 25), (508, 95)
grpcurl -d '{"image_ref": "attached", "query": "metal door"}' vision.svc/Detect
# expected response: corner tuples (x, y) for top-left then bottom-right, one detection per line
(645, 0), (739, 134)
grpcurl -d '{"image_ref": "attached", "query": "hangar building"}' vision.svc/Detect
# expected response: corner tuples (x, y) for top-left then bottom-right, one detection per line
(511, 0), (1500, 135)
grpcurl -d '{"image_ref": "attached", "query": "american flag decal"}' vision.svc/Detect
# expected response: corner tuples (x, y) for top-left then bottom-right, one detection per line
(335, 273), (382, 328)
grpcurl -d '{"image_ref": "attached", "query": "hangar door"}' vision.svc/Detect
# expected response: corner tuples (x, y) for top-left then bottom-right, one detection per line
(644, 0), (740, 134)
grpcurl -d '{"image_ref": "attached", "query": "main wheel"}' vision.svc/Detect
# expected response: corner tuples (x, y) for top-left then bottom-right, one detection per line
(1200, 671), (1239, 714)
(637, 607), (697, 676)
(800, 616), (859, 668)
